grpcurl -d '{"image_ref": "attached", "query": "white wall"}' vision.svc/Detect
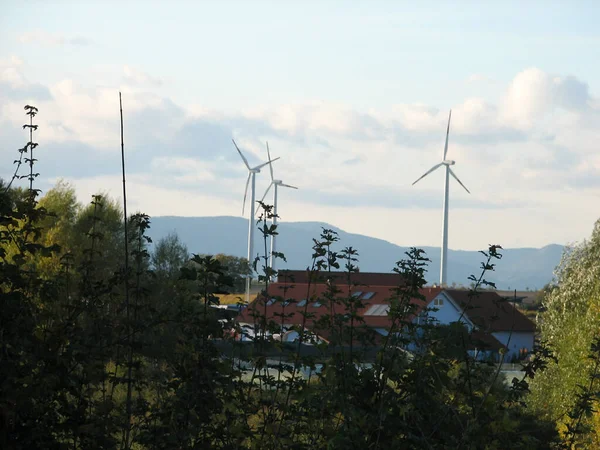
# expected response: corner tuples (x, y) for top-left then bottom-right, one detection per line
(492, 331), (535, 361)
(423, 293), (473, 331)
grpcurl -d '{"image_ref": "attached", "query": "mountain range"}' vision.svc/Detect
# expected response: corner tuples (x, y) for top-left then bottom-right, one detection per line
(147, 216), (564, 291)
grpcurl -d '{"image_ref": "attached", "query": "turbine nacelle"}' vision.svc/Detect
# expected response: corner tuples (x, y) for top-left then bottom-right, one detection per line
(233, 138), (280, 216)
(259, 142), (299, 205)
(260, 142), (299, 279)
(442, 160), (455, 166)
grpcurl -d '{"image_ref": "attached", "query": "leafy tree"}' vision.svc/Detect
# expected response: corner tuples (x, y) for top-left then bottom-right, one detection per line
(151, 232), (189, 278)
(197, 253), (250, 293)
(34, 180), (80, 276)
(528, 219), (600, 444)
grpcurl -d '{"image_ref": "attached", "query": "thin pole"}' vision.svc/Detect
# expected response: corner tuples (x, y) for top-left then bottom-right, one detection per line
(120, 92), (133, 450)
(28, 112), (34, 193)
(440, 165), (450, 286)
(246, 172), (256, 304)
(270, 183), (278, 276)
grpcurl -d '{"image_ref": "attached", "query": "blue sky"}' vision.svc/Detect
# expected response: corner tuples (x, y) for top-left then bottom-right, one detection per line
(1, 1), (600, 251)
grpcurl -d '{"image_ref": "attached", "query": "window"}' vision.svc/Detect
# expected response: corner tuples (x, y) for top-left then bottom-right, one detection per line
(433, 297), (444, 307)
(281, 299), (291, 307)
(266, 298), (276, 306)
(364, 304), (390, 316)
(297, 299), (307, 307)
(362, 292), (376, 300)
(352, 291), (363, 298)
(312, 301), (322, 308)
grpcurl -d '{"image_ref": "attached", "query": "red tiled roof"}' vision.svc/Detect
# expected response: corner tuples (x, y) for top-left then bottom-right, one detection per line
(443, 289), (535, 333)
(237, 282), (442, 328)
(235, 281), (534, 349)
(276, 270), (406, 287)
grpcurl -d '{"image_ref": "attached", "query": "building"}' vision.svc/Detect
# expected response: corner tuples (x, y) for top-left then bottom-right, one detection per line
(423, 289), (535, 360)
(236, 270), (536, 361)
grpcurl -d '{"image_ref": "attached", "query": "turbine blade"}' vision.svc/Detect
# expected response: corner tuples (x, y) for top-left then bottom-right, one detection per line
(443, 110), (452, 160)
(280, 183), (298, 189)
(412, 163), (443, 186)
(260, 181), (274, 204)
(254, 156), (280, 171)
(266, 142), (274, 181)
(242, 172), (251, 215)
(232, 139), (250, 169)
(449, 168), (470, 194)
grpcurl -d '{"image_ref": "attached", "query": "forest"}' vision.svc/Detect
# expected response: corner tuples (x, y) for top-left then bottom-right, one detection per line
(2, 105), (600, 449)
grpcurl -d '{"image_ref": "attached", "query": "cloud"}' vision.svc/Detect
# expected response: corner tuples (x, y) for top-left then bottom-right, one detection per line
(0, 56), (24, 68)
(500, 68), (592, 129)
(293, 183), (523, 211)
(123, 65), (163, 87)
(467, 74), (492, 84)
(0, 62), (53, 102)
(0, 80), (53, 102)
(342, 157), (362, 166)
(18, 30), (93, 46)
(1, 62), (600, 229)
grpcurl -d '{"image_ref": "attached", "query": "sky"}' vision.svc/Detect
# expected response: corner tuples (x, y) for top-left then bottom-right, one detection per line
(1, 1), (600, 251)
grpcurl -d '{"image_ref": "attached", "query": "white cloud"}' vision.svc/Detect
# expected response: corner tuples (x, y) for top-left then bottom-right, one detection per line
(0, 56), (24, 68)
(123, 65), (163, 87)
(18, 30), (92, 46)
(467, 73), (492, 84)
(0, 58), (53, 104)
(500, 68), (592, 129)
(2, 61), (600, 249)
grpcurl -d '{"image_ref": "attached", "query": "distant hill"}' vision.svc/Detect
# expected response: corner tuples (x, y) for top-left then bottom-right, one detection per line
(147, 216), (564, 291)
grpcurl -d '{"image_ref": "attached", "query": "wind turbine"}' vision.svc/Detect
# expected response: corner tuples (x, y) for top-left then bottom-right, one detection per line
(259, 142), (298, 276)
(412, 110), (470, 287)
(233, 139), (280, 303)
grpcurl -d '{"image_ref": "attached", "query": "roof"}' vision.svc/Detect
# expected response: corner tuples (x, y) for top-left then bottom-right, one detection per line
(442, 289), (536, 333)
(276, 270), (406, 287)
(470, 330), (506, 351)
(237, 282), (441, 328)
(237, 283), (442, 346)
(235, 281), (535, 349)
(495, 290), (540, 305)
(238, 283), (442, 339)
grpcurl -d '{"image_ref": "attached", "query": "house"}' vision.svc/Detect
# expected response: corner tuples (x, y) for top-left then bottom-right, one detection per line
(236, 270), (536, 361)
(422, 289), (536, 360)
(237, 280), (441, 344)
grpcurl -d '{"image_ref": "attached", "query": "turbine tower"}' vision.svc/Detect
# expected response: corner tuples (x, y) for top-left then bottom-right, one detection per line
(233, 139), (279, 303)
(260, 142), (298, 276)
(412, 110), (470, 286)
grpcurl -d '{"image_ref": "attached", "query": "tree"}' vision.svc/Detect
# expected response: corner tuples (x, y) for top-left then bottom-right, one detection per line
(34, 180), (80, 276)
(71, 192), (125, 280)
(528, 219), (600, 444)
(197, 253), (250, 293)
(151, 232), (189, 278)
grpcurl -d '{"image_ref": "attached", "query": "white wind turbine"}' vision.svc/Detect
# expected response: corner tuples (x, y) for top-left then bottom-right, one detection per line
(412, 110), (470, 287)
(259, 142), (298, 276)
(233, 139), (280, 303)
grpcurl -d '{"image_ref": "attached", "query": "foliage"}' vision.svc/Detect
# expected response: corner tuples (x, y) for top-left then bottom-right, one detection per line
(528, 219), (600, 446)
(1, 105), (588, 449)
(151, 232), (189, 279)
(197, 253), (251, 293)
